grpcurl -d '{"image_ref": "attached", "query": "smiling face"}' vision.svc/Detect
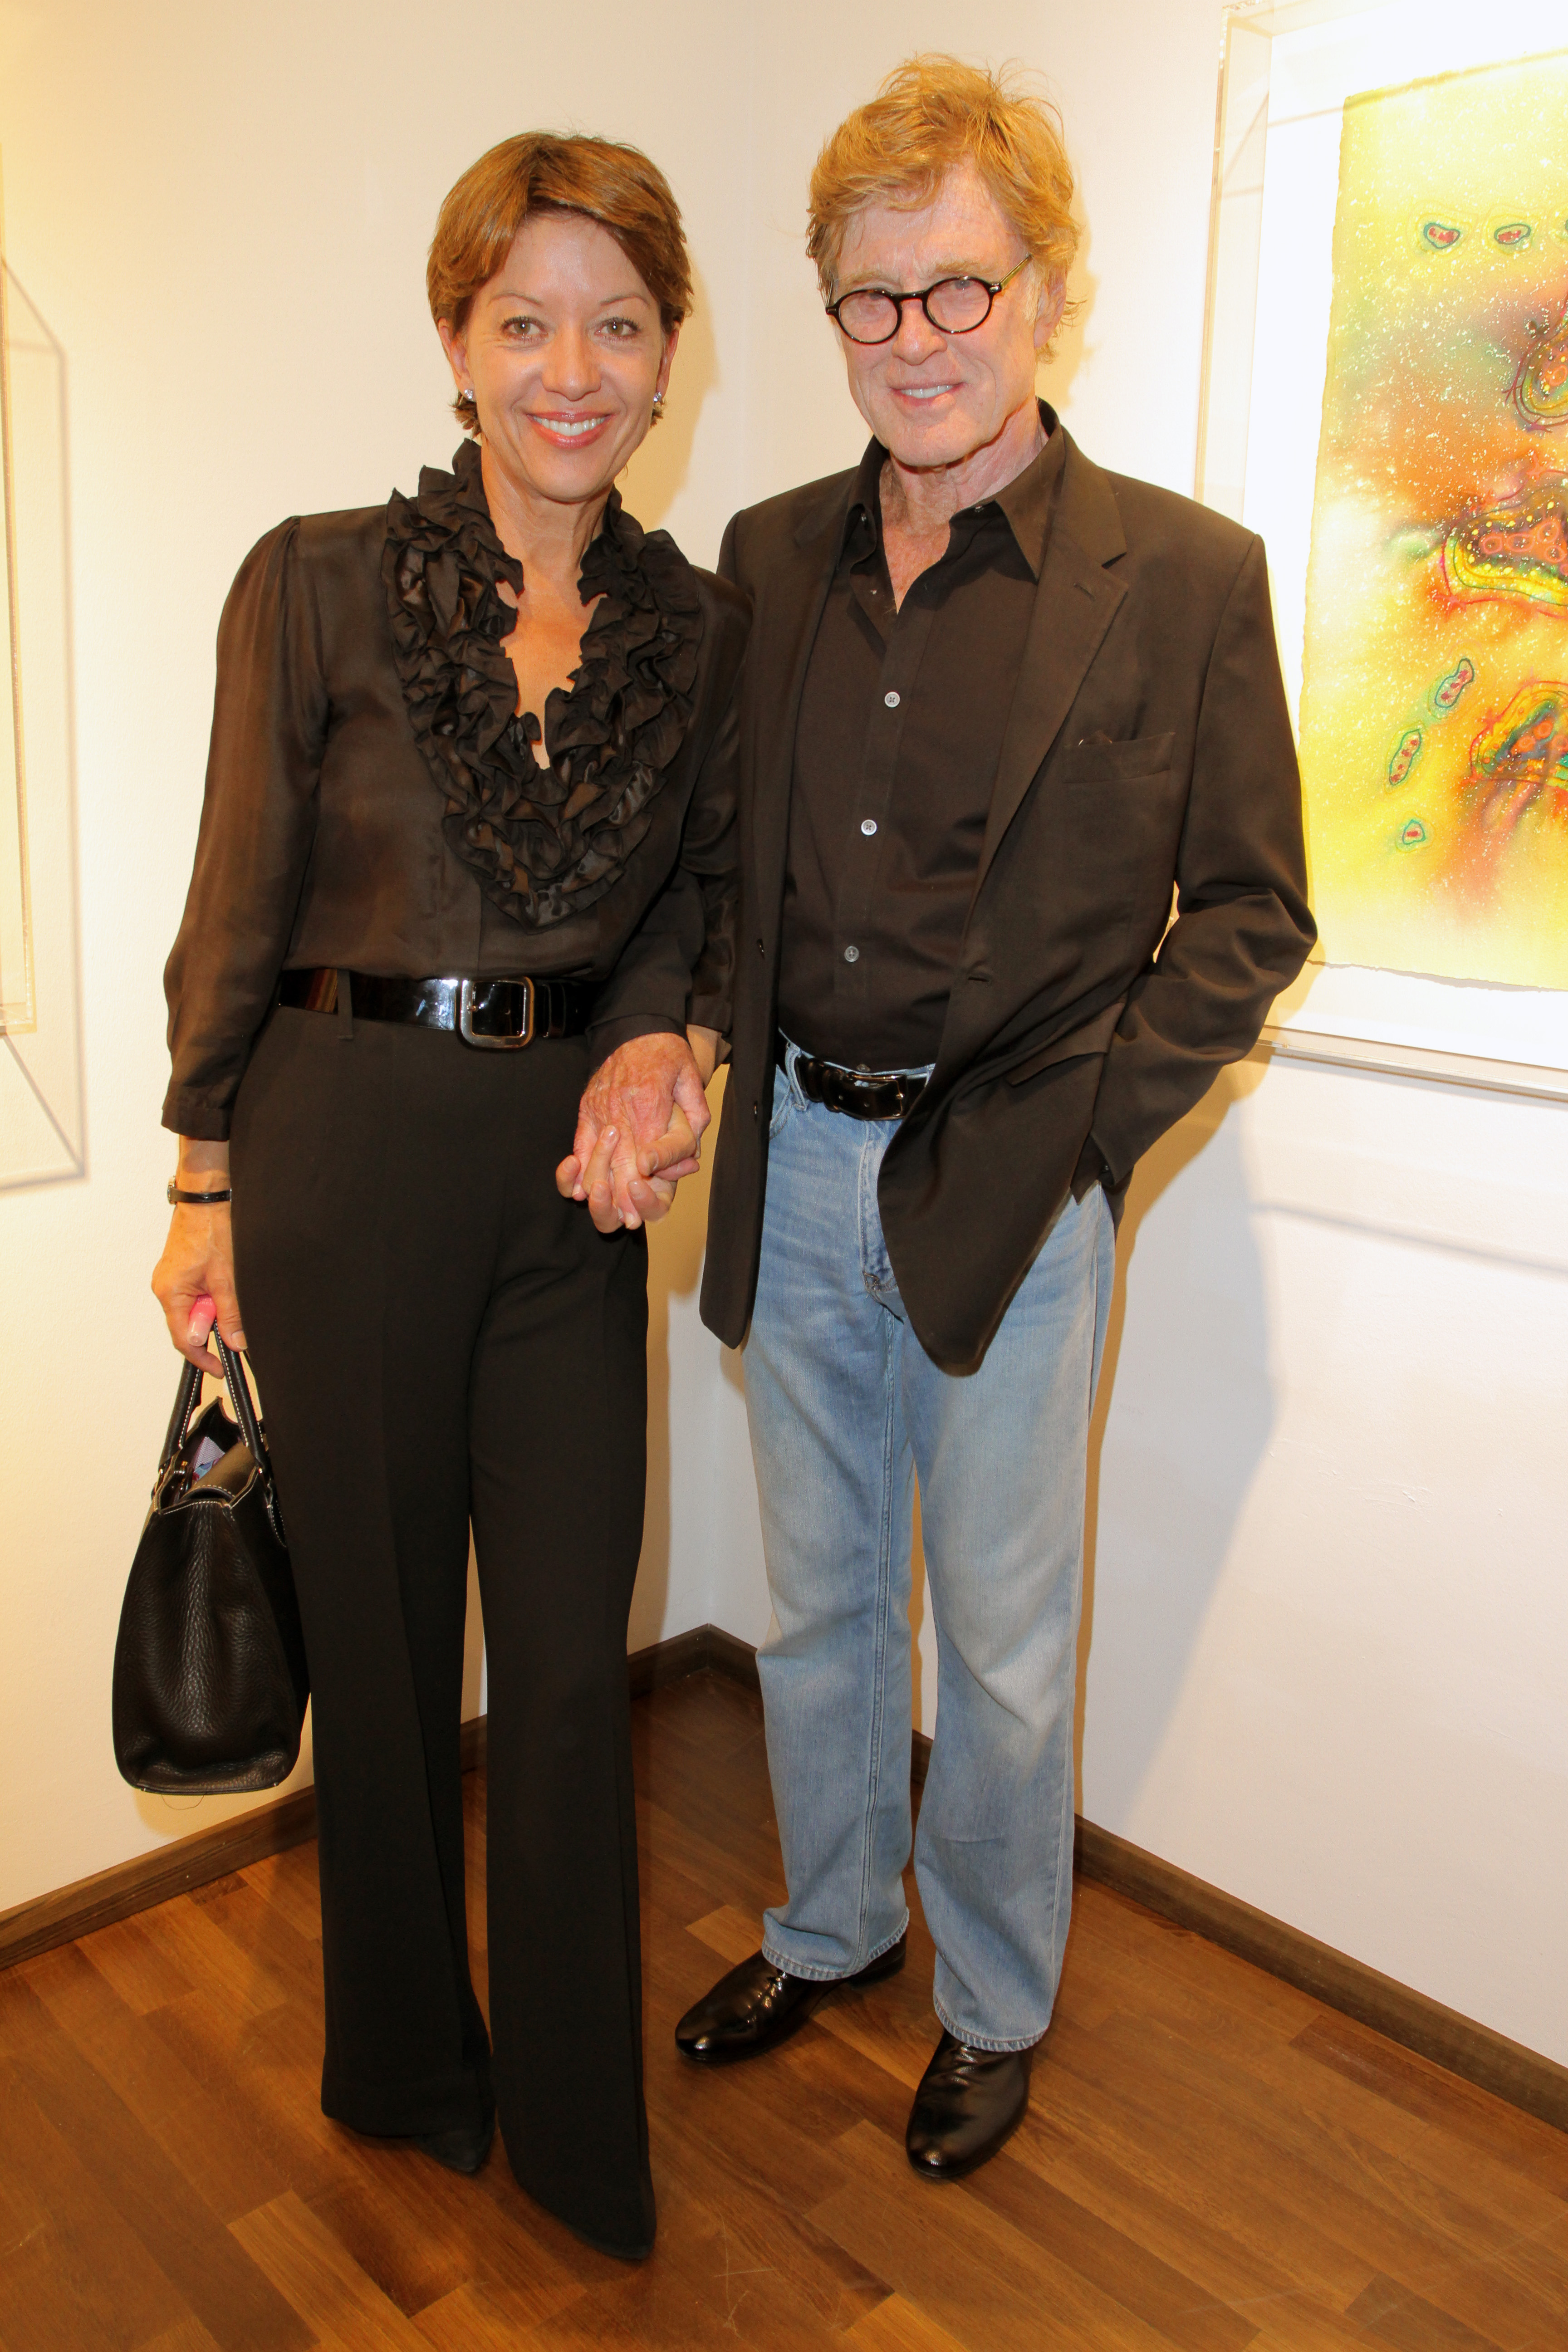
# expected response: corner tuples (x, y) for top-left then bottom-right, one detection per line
(439, 209), (677, 516)
(831, 159), (1060, 478)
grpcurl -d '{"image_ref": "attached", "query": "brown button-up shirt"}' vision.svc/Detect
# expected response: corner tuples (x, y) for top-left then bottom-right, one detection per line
(777, 410), (1064, 1072)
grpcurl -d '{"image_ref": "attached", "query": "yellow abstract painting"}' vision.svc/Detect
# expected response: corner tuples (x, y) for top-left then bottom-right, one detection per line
(1299, 49), (1568, 988)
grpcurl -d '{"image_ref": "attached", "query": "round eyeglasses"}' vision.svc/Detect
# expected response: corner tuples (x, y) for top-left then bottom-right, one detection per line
(826, 257), (1031, 346)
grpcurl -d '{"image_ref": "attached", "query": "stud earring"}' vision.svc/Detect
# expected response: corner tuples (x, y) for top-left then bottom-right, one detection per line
(652, 392), (665, 410)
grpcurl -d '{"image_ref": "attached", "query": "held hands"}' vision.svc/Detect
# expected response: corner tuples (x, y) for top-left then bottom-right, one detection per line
(556, 1029), (718, 1234)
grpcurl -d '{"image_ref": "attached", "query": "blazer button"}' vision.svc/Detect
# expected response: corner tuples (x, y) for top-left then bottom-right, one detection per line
(752, 1102), (759, 1119)
(757, 938), (765, 955)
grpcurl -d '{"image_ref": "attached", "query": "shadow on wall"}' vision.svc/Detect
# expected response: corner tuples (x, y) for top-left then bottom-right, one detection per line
(621, 251), (718, 1646)
(1074, 1061), (1275, 1817)
(631, 1072), (722, 1652)
(620, 264), (718, 533)
(1038, 210), (1097, 421)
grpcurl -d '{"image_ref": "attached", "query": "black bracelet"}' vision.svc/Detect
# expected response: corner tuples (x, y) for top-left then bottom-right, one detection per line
(167, 1181), (233, 1205)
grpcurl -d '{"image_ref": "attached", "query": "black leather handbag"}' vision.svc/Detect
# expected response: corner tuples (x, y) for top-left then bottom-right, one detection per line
(112, 1338), (309, 1793)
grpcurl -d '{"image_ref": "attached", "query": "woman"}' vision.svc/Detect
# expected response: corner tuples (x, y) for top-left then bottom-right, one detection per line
(152, 133), (745, 2261)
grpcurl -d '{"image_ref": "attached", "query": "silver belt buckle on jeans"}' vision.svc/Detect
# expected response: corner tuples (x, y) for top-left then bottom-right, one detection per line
(457, 976), (535, 1049)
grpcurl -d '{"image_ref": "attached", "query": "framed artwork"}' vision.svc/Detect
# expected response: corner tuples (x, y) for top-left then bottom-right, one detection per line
(1198, 0), (1568, 1097)
(0, 159), (82, 1186)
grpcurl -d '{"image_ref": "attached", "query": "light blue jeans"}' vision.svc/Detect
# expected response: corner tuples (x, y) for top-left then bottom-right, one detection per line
(744, 1044), (1115, 2051)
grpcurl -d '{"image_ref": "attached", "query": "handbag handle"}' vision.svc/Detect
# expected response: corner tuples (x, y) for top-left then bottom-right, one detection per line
(157, 1356), (207, 1477)
(213, 1336), (287, 1546)
(157, 1340), (274, 1480)
(153, 1341), (286, 1544)
(214, 1335), (273, 1476)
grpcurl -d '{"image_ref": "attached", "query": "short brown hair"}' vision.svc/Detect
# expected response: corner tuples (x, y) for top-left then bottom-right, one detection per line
(428, 133), (692, 432)
(808, 57), (1078, 344)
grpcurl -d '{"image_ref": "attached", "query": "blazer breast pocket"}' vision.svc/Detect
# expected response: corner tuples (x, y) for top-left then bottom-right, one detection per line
(1056, 730), (1176, 787)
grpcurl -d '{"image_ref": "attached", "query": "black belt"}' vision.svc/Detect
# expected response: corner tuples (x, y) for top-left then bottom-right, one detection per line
(779, 1038), (928, 1121)
(278, 967), (597, 1048)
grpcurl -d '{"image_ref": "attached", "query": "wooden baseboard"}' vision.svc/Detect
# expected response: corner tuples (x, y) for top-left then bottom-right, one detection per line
(700, 1622), (767, 1693)
(628, 1623), (712, 1697)
(0, 1790), (323, 1974)
(5, 1625), (1563, 2137)
(1072, 1817), (1568, 2135)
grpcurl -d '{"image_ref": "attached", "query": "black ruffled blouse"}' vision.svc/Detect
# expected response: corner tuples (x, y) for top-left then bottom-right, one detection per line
(164, 445), (747, 1140)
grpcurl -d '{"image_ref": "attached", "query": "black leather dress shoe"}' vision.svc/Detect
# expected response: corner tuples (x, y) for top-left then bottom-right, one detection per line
(905, 2030), (1032, 2179)
(676, 1935), (906, 2065)
(412, 2102), (495, 2176)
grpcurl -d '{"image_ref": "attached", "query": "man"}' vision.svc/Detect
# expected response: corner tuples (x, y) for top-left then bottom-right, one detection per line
(568, 55), (1313, 2181)
(676, 54), (1315, 2182)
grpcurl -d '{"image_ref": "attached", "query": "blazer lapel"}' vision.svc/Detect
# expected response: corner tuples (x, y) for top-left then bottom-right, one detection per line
(973, 435), (1128, 893)
(748, 483), (852, 909)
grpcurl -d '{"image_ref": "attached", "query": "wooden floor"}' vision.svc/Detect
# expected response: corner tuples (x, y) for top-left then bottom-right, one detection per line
(3, 1673), (1566, 2352)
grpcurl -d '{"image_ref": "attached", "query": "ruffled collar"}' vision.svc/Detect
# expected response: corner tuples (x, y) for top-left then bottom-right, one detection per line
(382, 438), (703, 929)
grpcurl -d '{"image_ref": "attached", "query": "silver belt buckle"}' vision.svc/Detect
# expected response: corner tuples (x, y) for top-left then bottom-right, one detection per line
(457, 976), (534, 1049)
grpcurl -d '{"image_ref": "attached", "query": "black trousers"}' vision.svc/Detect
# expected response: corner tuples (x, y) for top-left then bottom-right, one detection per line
(230, 1004), (653, 2254)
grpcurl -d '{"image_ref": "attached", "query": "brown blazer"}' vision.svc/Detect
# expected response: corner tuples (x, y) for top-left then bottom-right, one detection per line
(700, 426), (1315, 1375)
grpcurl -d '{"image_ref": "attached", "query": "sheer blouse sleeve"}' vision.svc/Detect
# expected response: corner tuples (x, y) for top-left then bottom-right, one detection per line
(162, 519), (329, 1139)
(584, 587), (744, 1061)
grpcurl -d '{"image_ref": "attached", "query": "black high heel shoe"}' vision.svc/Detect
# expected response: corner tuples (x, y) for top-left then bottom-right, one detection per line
(412, 2101), (495, 2175)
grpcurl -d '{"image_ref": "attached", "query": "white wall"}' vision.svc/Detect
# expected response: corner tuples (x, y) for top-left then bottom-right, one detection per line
(2, 0), (1563, 2075)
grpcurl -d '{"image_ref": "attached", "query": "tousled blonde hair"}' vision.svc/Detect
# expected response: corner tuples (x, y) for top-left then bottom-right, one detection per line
(808, 56), (1079, 348)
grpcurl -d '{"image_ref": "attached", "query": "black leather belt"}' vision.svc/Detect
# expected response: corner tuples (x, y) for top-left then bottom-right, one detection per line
(278, 967), (596, 1048)
(779, 1038), (928, 1121)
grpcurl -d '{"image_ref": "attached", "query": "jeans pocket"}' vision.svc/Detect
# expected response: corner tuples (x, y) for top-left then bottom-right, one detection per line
(768, 1063), (795, 1141)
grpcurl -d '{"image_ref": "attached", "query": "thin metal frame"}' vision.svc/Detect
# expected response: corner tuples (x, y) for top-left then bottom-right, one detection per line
(1259, 1024), (1568, 1102)
(0, 159), (34, 1036)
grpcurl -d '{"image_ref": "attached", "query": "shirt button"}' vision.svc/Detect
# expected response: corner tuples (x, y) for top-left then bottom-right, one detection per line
(860, 818), (877, 837)
(884, 690), (900, 708)
(843, 945), (860, 964)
